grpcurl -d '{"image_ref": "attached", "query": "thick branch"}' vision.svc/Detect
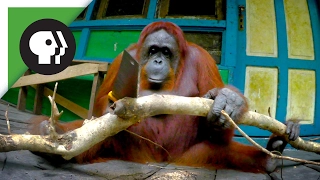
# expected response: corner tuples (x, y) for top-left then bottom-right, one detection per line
(0, 94), (319, 159)
(0, 114), (139, 160)
(112, 95), (320, 153)
(240, 111), (320, 153)
(221, 110), (320, 166)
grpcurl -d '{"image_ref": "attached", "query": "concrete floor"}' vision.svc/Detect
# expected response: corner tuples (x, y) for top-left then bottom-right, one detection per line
(0, 150), (319, 180)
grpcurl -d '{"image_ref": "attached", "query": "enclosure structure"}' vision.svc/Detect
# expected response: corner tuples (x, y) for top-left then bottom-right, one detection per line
(2, 0), (320, 144)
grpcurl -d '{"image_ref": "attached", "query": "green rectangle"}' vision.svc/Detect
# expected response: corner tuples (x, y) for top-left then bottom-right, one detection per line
(86, 31), (141, 58)
(219, 69), (229, 84)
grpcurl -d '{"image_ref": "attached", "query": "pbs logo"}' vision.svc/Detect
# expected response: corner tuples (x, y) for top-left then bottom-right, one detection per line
(20, 19), (76, 75)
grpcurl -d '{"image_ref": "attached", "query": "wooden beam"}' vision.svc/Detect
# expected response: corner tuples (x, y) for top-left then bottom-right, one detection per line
(33, 84), (44, 115)
(30, 85), (88, 119)
(12, 63), (100, 88)
(72, 60), (109, 73)
(17, 70), (31, 111)
(72, 59), (109, 65)
(17, 87), (28, 111)
(98, 63), (109, 72)
(88, 72), (104, 119)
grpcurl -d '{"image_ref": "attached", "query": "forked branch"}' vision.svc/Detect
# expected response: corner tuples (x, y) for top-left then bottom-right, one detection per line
(0, 94), (319, 161)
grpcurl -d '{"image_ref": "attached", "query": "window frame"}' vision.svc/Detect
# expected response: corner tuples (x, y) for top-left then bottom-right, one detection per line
(94, 0), (151, 20)
(69, 0), (238, 84)
(157, 0), (225, 20)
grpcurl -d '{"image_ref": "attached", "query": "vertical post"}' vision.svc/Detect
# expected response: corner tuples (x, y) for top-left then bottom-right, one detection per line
(88, 72), (104, 119)
(33, 84), (45, 114)
(17, 69), (31, 111)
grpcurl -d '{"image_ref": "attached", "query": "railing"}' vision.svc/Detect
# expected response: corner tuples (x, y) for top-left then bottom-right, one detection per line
(12, 60), (109, 119)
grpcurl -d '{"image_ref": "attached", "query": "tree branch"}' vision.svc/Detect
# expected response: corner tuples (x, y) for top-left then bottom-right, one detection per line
(0, 94), (319, 160)
(221, 110), (320, 166)
(111, 95), (320, 153)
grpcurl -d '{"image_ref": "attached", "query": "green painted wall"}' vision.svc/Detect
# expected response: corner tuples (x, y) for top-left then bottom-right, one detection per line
(219, 70), (229, 84)
(2, 75), (93, 122)
(86, 31), (141, 59)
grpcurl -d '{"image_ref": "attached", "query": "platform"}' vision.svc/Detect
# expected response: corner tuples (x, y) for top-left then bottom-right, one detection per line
(0, 100), (319, 180)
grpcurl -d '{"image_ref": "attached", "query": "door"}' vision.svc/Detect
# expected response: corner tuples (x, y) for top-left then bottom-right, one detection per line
(233, 0), (320, 137)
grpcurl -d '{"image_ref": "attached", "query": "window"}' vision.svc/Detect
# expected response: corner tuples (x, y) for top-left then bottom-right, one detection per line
(93, 0), (150, 19)
(72, 0), (225, 65)
(75, 8), (88, 21)
(157, 0), (225, 20)
(185, 32), (222, 64)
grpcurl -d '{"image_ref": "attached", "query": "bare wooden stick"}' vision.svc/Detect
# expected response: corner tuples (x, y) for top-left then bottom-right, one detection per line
(5, 104), (11, 134)
(48, 82), (61, 139)
(0, 113), (140, 160)
(124, 130), (171, 159)
(111, 95), (320, 153)
(309, 137), (320, 141)
(0, 94), (319, 159)
(240, 111), (320, 153)
(221, 110), (320, 166)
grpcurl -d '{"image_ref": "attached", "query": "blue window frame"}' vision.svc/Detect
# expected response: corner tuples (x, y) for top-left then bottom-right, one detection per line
(69, 0), (240, 84)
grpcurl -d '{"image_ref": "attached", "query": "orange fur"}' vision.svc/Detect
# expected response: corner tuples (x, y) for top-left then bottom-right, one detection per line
(28, 21), (271, 173)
